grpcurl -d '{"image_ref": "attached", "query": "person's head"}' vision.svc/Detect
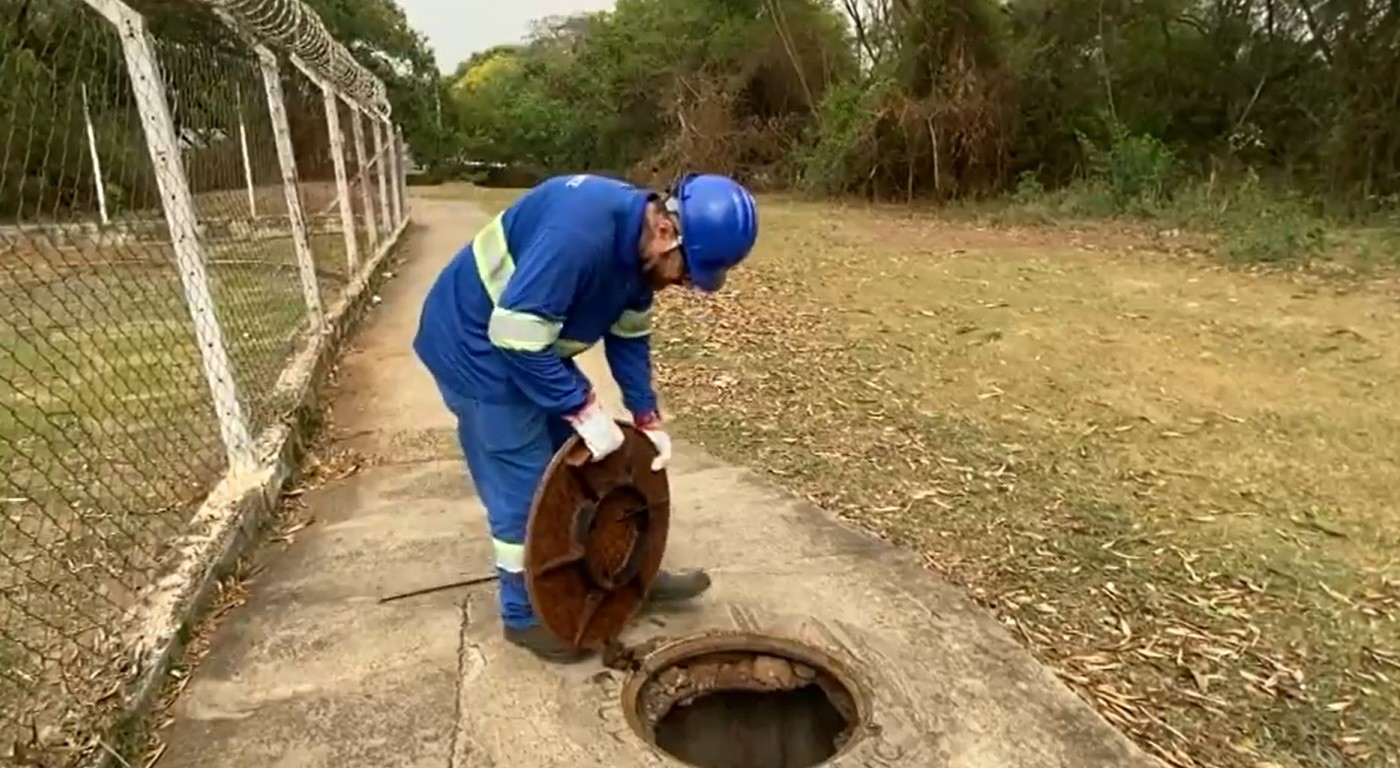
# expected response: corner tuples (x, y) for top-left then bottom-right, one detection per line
(638, 173), (758, 293)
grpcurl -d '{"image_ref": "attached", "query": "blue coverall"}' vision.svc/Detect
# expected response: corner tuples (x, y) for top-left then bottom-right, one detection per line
(412, 174), (659, 629)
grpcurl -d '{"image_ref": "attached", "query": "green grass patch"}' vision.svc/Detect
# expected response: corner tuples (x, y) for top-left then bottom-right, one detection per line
(0, 229), (341, 755)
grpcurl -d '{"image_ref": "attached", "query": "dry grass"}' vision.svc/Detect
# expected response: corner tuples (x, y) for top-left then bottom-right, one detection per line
(656, 198), (1400, 768)
(448, 184), (1400, 767)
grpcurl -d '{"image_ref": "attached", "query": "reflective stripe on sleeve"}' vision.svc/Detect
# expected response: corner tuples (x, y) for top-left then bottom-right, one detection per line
(472, 214), (514, 303)
(609, 307), (651, 339)
(493, 538), (526, 573)
(472, 213), (599, 357)
(488, 307), (562, 352)
(552, 338), (593, 358)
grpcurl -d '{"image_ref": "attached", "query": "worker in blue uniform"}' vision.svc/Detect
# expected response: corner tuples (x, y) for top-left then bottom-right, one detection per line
(413, 172), (759, 663)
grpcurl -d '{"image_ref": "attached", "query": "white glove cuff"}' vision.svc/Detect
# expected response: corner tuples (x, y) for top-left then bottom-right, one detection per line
(567, 400), (622, 458)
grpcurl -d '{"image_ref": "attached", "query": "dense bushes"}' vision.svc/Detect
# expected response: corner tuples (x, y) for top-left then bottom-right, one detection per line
(446, 0), (854, 187)
(445, 0), (1400, 222)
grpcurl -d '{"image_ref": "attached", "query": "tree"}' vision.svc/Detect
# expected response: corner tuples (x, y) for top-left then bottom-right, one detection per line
(446, 0), (854, 183)
(434, 0), (1399, 206)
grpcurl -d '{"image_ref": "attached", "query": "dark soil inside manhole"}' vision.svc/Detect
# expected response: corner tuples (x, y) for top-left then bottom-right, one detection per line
(655, 684), (849, 768)
(632, 647), (861, 768)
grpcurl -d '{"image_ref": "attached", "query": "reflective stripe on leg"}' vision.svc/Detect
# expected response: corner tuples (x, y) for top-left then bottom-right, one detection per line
(493, 538), (526, 573)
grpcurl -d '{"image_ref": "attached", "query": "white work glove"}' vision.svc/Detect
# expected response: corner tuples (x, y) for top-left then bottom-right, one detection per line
(634, 411), (672, 472)
(565, 395), (625, 462)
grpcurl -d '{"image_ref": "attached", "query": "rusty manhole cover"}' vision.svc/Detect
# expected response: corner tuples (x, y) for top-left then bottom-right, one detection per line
(524, 422), (670, 650)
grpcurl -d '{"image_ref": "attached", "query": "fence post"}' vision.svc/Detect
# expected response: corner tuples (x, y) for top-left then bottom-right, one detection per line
(370, 116), (392, 236)
(256, 46), (323, 328)
(325, 89), (359, 272)
(80, 0), (254, 468)
(389, 122), (404, 226)
(291, 55), (361, 274)
(348, 102), (378, 256)
(235, 84), (257, 218)
(79, 83), (110, 225)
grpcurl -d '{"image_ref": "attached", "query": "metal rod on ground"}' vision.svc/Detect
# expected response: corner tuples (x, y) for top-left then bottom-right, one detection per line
(377, 573), (499, 604)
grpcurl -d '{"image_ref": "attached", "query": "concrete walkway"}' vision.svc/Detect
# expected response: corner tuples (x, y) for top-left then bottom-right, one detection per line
(158, 196), (1153, 768)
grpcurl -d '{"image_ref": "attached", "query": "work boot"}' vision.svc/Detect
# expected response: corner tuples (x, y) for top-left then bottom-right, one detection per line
(645, 568), (712, 604)
(503, 624), (589, 664)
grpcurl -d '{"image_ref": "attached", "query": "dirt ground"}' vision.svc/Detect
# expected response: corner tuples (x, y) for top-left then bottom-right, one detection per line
(444, 184), (1400, 768)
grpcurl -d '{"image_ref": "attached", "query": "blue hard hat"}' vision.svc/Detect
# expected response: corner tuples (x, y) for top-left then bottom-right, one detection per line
(665, 173), (758, 293)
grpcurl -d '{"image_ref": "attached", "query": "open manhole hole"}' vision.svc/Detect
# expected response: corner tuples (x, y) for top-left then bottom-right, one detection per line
(621, 632), (871, 768)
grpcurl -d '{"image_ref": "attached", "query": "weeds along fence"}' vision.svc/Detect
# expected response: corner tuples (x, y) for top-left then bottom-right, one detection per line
(0, 0), (407, 758)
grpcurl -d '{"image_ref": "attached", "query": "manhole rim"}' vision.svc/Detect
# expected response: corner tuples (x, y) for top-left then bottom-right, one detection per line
(619, 629), (877, 764)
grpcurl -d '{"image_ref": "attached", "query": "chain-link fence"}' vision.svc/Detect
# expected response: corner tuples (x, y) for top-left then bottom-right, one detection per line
(0, 0), (406, 757)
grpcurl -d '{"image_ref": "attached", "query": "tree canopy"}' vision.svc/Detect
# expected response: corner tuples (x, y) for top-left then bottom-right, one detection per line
(8, 0), (1392, 215)
(437, 0), (1399, 211)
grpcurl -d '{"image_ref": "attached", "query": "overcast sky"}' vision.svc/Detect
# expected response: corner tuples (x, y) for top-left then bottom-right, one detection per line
(399, 0), (618, 73)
